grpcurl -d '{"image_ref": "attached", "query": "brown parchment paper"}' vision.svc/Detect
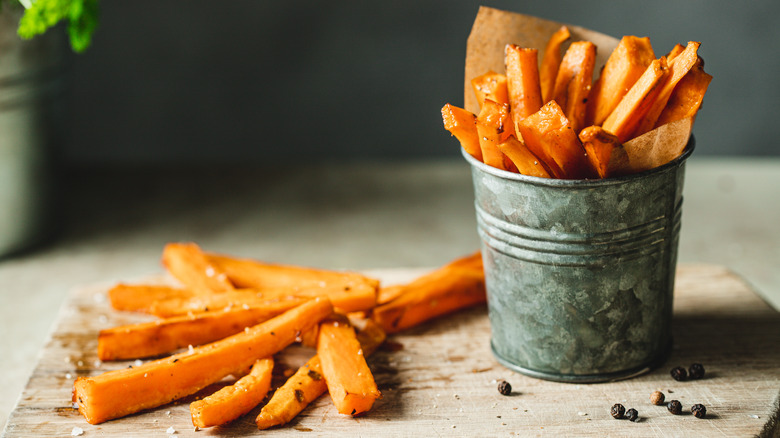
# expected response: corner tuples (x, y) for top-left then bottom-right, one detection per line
(464, 6), (694, 173)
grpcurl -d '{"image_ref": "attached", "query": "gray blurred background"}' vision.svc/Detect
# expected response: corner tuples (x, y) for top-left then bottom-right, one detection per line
(60, 0), (777, 166)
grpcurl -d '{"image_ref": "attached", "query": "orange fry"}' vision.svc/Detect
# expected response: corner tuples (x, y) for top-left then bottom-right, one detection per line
(190, 358), (274, 429)
(578, 126), (630, 179)
(540, 25), (571, 103)
(317, 319), (382, 416)
(441, 103), (482, 161)
(505, 45), (542, 132)
(97, 304), (300, 360)
(518, 101), (595, 179)
(551, 41), (597, 133)
(602, 57), (669, 143)
(372, 252), (485, 334)
(207, 253), (379, 296)
(495, 136), (552, 178)
(665, 43), (686, 61)
(585, 36), (655, 127)
(471, 71), (509, 108)
(476, 99), (513, 170)
(633, 41), (701, 136)
(107, 284), (192, 313)
(656, 57), (712, 127)
(162, 243), (234, 295)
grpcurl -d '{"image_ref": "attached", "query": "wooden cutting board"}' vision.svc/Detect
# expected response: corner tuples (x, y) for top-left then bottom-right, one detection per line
(3, 264), (779, 437)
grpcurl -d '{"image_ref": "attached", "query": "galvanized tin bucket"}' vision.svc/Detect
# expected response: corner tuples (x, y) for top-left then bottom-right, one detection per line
(464, 139), (694, 383)
(0, 10), (63, 257)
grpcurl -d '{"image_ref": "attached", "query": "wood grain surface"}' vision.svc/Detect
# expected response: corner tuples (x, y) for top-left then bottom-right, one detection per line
(3, 264), (779, 437)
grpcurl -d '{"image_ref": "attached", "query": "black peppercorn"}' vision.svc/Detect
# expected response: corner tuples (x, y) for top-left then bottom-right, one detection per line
(688, 363), (705, 380)
(497, 380), (512, 396)
(611, 403), (626, 419)
(691, 403), (707, 419)
(667, 400), (683, 415)
(670, 366), (687, 381)
(625, 408), (638, 422)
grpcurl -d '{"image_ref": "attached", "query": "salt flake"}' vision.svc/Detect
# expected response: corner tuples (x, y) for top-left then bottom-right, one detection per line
(166, 426), (176, 434)
(71, 426), (84, 436)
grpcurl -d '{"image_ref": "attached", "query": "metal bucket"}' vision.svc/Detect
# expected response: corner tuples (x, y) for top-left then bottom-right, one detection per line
(0, 10), (64, 257)
(464, 139), (694, 383)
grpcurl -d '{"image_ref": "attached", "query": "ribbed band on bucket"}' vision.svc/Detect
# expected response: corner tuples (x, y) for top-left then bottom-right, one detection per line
(476, 202), (682, 268)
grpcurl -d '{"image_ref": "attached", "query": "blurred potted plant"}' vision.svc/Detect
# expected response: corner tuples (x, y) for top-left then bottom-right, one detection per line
(0, 0), (98, 256)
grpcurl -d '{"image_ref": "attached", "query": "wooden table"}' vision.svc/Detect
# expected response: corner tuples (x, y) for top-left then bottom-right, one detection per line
(3, 264), (779, 437)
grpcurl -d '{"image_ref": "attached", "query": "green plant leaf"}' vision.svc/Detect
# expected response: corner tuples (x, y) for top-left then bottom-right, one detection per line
(17, 0), (100, 53)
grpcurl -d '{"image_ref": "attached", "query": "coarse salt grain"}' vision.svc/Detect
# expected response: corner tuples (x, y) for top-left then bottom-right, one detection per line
(242, 303), (250, 310)
(166, 426), (176, 434)
(93, 359), (102, 367)
(134, 359), (143, 367)
(188, 345), (195, 354)
(750, 415), (760, 419)
(66, 373), (72, 379)
(71, 426), (84, 436)
(205, 266), (215, 277)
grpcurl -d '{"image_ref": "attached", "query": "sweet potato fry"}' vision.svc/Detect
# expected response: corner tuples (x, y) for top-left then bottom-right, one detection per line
(578, 126), (630, 178)
(633, 41), (701, 137)
(471, 70), (509, 108)
(372, 252), (486, 334)
(97, 305), (301, 360)
(585, 36), (655, 127)
(602, 57), (669, 143)
(255, 356), (326, 430)
(517, 101), (595, 179)
(441, 103), (482, 161)
(255, 319), (386, 430)
(162, 243), (234, 295)
(317, 319), (382, 416)
(190, 358), (274, 429)
(377, 285), (405, 306)
(495, 136), (552, 178)
(107, 284), (192, 313)
(655, 57), (712, 127)
(665, 43), (685, 61)
(207, 253), (379, 297)
(540, 25), (570, 103)
(148, 291), (308, 318)
(149, 281), (374, 316)
(551, 41), (597, 133)
(505, 45), (542, 132)
(73, 298), (333, 424)
(476, 99), (513, 170)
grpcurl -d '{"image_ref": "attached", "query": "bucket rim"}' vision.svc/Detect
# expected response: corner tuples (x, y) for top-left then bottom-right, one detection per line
(461, 135), (695, 187)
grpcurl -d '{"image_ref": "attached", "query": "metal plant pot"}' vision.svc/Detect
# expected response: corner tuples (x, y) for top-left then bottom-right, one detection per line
(0, 9), (64, 257)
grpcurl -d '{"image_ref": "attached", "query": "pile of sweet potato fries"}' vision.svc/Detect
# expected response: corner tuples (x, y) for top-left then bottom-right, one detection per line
(72, 243), (485, 428)
(443, 27), (712, 178)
